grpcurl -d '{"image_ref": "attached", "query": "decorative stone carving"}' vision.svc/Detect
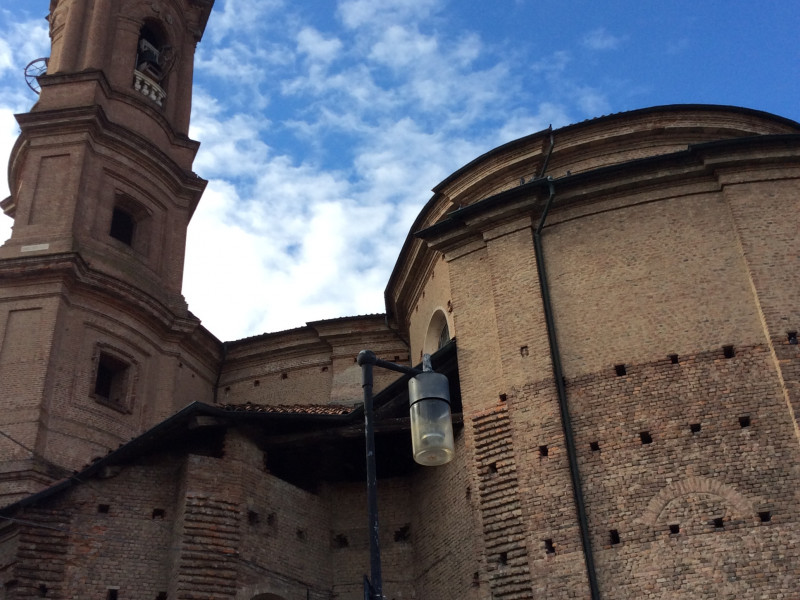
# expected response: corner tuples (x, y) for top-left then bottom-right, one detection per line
(133, 69), (166, 106)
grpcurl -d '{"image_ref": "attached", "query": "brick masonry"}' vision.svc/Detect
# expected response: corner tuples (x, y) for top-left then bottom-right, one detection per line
(1, 1), (800, 598)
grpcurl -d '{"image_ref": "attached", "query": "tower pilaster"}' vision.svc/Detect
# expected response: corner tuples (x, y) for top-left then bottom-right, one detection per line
(0, 0), (218, 505)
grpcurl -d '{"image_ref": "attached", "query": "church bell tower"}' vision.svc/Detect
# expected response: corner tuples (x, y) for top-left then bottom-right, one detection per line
(0, 0), (216, 504)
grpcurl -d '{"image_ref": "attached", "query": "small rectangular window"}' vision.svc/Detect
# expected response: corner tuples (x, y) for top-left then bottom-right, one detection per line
(110, 207), (136, 246)
(94, 353), (129, 403)
(92, 349), (134, 413)
(544, 539), (555, 554)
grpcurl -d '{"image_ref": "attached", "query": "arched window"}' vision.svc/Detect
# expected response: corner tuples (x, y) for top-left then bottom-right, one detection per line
(424, 309), (452, 355)
(136, 21), (170, 82)
(133, 20), (172, 106)
(437, 320), (450, 350)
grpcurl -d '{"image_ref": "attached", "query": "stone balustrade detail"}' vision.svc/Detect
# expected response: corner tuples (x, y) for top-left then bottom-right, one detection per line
(133, 70), (166, 106)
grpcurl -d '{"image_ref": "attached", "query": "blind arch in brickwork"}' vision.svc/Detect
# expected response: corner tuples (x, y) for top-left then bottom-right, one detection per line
(640, 476), (757, 526)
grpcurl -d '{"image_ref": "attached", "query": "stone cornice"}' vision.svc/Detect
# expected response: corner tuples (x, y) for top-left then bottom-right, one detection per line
(416, 134), (800, 254)
(12, 103), (207, 214)
(385, 108), (800, 320)
(0, 252), (204, 344)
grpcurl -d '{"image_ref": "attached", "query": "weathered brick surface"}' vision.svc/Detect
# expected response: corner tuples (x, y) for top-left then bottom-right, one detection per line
(472, 406), (534, 598)
(3, 2), (800, 598)
(12, 507), (70, 599)
(411, 432), (482, 600)
(219, 316), (410, 409)
(565, 345), (800, 597)
(544, 192), (763, 377)
(407, 110), (800, 598)
(0, 0), (221, 502)
(406, 255), (455, 362)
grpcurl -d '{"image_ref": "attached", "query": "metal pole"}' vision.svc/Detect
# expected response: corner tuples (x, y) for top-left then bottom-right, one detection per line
(356, 348), (430, 599)
(361, 356), (382, 600)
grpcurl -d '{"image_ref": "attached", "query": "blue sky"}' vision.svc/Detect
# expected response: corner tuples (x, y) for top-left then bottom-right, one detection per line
(0, 0), (797, 341)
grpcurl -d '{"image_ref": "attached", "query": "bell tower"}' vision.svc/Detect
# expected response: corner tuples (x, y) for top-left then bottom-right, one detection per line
(0, 0), (216, 505)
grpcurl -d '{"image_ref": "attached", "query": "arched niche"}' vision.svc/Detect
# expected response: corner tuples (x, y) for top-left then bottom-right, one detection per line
(424, 309), (451, 355)
(136, 18), (174, 83)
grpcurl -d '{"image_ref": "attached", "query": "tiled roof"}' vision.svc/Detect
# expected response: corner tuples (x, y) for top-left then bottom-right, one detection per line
(221, 402), (355, 416)
(225, 313), (388, 344)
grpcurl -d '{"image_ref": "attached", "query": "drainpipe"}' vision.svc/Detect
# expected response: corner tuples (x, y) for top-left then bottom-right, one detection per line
(384, 311), (412, 351)
(212, 341), (228, 404)
(533, 177), (601, 600)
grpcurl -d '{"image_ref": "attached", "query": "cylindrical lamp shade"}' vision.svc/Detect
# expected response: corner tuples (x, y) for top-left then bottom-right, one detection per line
(408, 371), (455, 466)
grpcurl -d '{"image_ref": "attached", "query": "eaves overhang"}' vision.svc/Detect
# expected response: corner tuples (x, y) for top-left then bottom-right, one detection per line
(384, 105), (800, 324)
(0, 341), (460, 514)
(431, 104), (800, 195)
(416, 133), (800, 246)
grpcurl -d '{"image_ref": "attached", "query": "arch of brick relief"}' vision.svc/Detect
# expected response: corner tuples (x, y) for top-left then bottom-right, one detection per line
(639, 476), (757, 526)
(236, 584), (290, 600)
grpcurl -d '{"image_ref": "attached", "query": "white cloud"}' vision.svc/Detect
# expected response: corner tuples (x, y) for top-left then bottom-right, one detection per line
(297, 28), (343, 63)
(369, 25), (438, 69)
(0, 0), (587, 341)
(190, 91), (273, 179)
(531, 50), (571, 75)
(495, 103), (572, 147)
(0, 14), (48, 244)
(338, 0), (441, 30)
(195, 42), (293, 83)
(583, 27), (624, 51)
(205, 0), (285, 44)
(574, 86), (611, 116)
(0, 38), (13, 75)
(183, 0), (583, 339)
(0, 18), (49, 77)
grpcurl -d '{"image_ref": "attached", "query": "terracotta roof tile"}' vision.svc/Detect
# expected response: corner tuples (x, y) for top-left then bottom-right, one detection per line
(221, 402), (355, 416)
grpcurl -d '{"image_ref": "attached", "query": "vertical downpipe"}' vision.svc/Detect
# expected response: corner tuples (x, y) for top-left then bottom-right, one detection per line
(212, 342), (228, 404)
(533, 176), (601, 600)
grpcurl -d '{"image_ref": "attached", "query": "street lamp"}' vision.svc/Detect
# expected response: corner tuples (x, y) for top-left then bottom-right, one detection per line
(356, 350), (455, 600)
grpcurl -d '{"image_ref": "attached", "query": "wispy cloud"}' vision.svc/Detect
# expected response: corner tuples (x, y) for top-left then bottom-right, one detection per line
(583, 27), (624, 51)
(337, 0), (441, 30)
(666, 38), (690, 55)
(0, 14), (48, 243)
(204, 0), (285, 44)
(168, 0), (594, 338)
(0, 0), (628, 340)
(1, 0), (798, 341)
(297, 27), (344, 63)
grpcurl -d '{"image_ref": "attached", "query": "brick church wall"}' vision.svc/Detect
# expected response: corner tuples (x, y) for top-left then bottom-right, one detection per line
(408, 111), (800, 598)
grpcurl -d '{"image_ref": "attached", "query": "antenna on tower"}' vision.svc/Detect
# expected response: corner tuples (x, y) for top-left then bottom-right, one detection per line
(24, 57), (49, 94)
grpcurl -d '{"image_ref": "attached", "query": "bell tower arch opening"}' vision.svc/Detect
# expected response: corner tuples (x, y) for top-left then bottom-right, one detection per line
(137, 20), (172, 81)
(134, 19), (174, 107)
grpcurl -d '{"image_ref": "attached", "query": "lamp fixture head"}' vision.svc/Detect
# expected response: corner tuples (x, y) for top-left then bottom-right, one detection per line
(408, 367), (455, 466)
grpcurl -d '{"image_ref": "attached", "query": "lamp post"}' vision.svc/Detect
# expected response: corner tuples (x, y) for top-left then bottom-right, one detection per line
(356, 350), (455, 600)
